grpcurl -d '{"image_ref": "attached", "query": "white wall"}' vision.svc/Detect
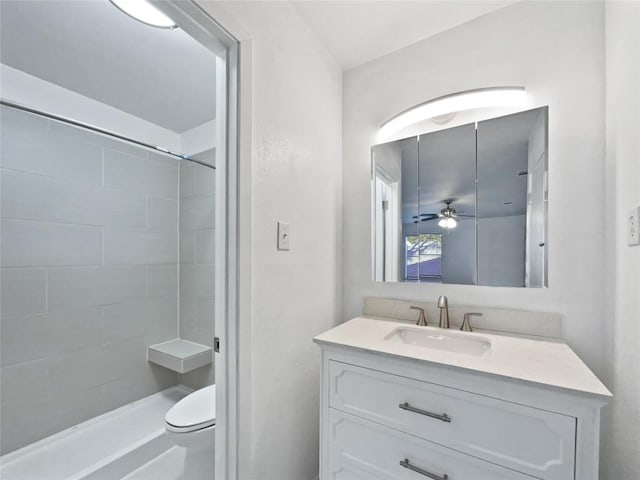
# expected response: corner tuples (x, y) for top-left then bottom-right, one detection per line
(197, 2), (342, 479)
(342, 0), (607, 385)
(0, 106), (179, 453)
(602, 1), (640, 477)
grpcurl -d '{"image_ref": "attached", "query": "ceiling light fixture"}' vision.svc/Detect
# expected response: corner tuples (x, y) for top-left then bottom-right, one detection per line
(110, 0), (177, 29)
(378, 87), (527, 140)
(438, 217), (457, 229)
(437, 200), (460, 230)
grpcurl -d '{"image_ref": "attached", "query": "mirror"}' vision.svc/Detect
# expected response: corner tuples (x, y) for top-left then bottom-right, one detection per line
(373, 107), (548, 287)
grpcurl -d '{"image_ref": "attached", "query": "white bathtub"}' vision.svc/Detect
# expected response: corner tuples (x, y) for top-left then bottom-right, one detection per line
(0, 386), (191, 480)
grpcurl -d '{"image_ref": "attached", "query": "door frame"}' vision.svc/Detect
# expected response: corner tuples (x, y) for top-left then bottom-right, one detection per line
(153, 2), (246, 479)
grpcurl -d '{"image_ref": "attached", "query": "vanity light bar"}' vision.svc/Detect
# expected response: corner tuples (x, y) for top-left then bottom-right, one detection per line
(378, 87), (527, 140)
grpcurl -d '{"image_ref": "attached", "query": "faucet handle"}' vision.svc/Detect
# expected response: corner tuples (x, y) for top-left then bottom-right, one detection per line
(410, 306), (427, 326)
(461, 312), (482, 332)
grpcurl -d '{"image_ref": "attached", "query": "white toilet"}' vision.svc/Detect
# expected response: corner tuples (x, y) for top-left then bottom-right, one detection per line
(165, 384), (216, 480)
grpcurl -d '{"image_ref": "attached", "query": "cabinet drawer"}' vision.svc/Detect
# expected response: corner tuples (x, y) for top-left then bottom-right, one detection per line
(329, 361), (575, 480)
(328, 409), (536, 480)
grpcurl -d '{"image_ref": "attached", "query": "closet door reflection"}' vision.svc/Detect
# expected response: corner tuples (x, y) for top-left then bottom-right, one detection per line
(477, 108), (547, 287)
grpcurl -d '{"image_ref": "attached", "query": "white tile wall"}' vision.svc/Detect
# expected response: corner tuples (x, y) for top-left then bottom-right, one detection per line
(0, 106), (180, 454)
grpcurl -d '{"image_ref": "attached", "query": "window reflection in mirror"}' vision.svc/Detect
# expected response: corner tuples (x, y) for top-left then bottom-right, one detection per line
(372, 106), (548, 288)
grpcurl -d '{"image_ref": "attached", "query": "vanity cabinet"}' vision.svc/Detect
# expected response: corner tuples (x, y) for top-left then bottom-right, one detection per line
(316, 329), (609, 480)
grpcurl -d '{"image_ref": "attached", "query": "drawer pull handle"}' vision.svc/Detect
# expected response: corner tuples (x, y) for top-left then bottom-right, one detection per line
(400, 458), (448, 480)
(399, 402), (452, 423)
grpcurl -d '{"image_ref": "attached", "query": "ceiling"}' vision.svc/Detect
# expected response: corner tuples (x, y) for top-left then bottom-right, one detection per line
(292, 0), (517, 69)
(0, 0), (217, 133)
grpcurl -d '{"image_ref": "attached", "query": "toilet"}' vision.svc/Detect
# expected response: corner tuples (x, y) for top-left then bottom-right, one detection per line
(165, 384), (216, 480)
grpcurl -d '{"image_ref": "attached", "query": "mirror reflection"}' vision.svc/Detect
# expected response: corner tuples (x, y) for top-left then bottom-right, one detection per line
(373, 107), (548, 287)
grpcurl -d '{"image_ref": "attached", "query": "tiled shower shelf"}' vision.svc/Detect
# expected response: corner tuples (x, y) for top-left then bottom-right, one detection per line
(147, 339), (212, 373)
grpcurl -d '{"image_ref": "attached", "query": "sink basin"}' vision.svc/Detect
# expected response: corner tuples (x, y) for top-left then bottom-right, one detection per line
(384, 327), (491, 356)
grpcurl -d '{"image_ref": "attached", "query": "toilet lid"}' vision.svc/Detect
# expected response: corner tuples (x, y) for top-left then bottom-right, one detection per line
(165, 385), (216, 432)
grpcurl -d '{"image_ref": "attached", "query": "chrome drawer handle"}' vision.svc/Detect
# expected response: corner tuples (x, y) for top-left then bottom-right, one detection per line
(400, 458), (448, 480)
(399, 402), (452, 423)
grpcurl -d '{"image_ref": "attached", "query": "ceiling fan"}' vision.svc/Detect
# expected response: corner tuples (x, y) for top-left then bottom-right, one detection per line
(412, 199), (475, 229)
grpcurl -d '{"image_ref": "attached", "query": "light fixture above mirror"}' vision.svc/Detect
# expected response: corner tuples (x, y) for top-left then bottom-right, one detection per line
(378, 87), (529, 142)
(109, 0), (177, 29)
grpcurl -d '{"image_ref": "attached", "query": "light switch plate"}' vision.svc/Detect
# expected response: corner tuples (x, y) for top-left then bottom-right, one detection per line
(628, 207), (640, 246)
(277, 221), (290, 251)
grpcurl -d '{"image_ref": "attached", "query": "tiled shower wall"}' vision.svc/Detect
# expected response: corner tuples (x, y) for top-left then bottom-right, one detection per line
(177, 150), (216, 389)
(0, 106), (179, 453)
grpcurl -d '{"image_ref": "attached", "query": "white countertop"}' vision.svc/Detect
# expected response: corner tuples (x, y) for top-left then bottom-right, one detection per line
(314, 317), (612, 398)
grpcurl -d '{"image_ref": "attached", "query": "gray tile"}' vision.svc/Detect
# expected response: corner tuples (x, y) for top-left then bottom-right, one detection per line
(47, 346), (111, 397)
(42, 385), (104, 438)
(179, 230), (195, 264)
(146, 265), (178, 297)
(47, 180), (103, 225)
(47, 122), (103, 186)
(104, 228), (177, 265)
(47, 182), (146, 228)
(195, 229), (215, 264)
(179, 265), (215, 299)
(101, 363), (176, 413)
(0, 220), (102, 267)
(179, 296), (196, 335)
(47, 266), (146, 311)
(191, 148), (215, 168)
(0, 395), (60, 454)
(179, 164), (196, 198)
(0, 358), (49, 405)
(148, 151), (180, 169)
(0, 168), (50, 221)
(0, 268), (46, 316)
(99, 189), (147, 228)
(102, 296), (177, 343)
(195, 298), (215, 342)
(147, 197), (178, 230)
(0, 307), (102, 367)
(0, 170), (146, 228)
(0, 106), (50, 174)
(179, 194), (215, 230)
(194, 162), (216, 195)
(104, 148), (178, 199)
(179, 364), (214, 390)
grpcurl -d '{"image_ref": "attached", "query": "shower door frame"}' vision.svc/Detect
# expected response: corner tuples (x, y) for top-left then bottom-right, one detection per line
(155, 2), (245, 479)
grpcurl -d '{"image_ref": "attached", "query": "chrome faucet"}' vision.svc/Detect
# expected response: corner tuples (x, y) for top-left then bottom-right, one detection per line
(410, 306), (428, 326)
(437, 296), (450, 329)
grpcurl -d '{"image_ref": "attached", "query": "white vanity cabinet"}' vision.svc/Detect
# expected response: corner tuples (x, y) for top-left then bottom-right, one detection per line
(315, 318), (611, 480)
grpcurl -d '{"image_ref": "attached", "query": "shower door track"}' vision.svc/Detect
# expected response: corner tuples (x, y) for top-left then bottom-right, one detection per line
(0, 98), (216, 169)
